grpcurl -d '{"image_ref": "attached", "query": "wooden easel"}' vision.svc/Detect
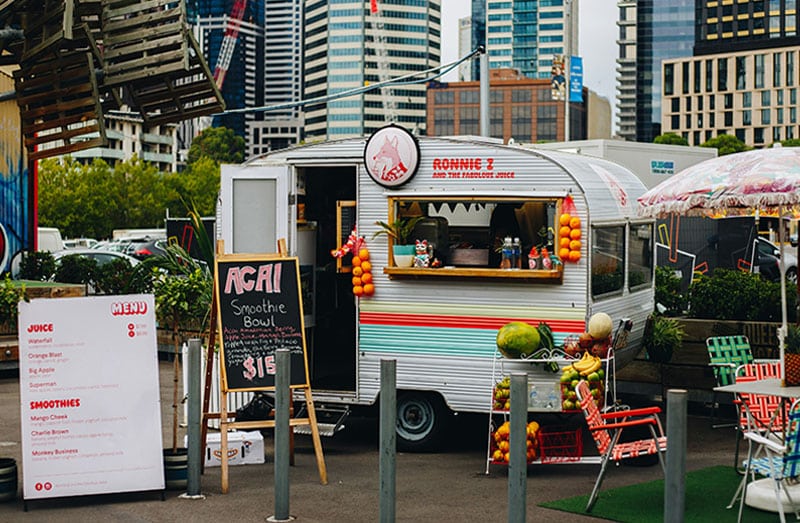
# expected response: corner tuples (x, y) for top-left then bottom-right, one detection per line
(203, 240), (327, 493)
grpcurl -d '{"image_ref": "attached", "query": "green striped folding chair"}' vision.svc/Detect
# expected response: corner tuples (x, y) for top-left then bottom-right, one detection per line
(707, 335), (753, 428)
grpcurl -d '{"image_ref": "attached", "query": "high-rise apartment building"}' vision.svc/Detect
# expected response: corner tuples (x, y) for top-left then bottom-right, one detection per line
(695, 0), (800, 56)
(615, 0), (694, 142)
(473, 0), (578, 81)
(458, 17), (473, 81)
(249, 0), (304, 156)
(188, 1), (265, 141)
(660, 1), (800, 147)
(303, 1), (441, 140)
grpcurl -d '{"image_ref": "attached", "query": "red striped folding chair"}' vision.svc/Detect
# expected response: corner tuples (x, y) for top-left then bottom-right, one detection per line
(575, 380), (668, 512)
(731, 362), (785, 473)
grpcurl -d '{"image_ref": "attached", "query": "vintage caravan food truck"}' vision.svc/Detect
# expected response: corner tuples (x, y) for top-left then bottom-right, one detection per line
(218, 127), (655, 450)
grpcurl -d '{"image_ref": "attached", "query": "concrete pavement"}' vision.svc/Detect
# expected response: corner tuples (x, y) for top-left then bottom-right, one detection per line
(0, 361), (738, 522)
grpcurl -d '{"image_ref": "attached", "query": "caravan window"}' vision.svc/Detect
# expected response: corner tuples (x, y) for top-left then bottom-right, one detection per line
(591, 226), (625, 297)
(629, 223), (654, 290)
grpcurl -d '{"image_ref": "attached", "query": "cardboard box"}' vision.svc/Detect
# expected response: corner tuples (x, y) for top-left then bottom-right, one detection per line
(187, 431), (265, 467)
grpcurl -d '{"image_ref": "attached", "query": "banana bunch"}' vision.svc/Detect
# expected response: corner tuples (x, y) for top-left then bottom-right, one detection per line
(572, 351), (602, 377)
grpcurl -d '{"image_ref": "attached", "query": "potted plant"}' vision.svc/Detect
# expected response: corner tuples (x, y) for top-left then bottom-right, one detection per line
(642, 314), (685, 364)
(0, 276), (26, 335)
(785, 324), (800, 386)
(372, 216), (425, 267)
(142, 210), (213, 489)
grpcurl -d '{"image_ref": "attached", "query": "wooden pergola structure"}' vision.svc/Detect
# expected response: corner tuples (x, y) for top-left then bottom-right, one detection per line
(0, 0), (224, 161)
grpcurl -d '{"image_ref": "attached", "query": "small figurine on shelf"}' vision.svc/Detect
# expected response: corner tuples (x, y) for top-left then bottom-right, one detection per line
(540, 247), (553, 270)
(528, 246), (539, 269)
(414, 239), (430, 267)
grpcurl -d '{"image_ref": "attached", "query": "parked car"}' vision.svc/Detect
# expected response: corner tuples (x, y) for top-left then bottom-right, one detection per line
(757, 238), (798, 284)
(52, 248), (140, 269)
(130, 238), (169, 260)
(63, 238), (98, 249)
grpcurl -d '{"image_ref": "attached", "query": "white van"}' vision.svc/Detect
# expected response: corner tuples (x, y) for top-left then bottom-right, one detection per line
(218, 132), (656, 450)
(37, 227), (64, 252)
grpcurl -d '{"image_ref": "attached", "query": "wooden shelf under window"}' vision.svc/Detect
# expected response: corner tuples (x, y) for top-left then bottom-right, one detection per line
(383, 266), (563, 283)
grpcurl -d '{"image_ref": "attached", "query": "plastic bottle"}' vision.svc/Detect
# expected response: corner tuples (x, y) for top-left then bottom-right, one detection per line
(512, 237), (521, 269)
(528, 246), (539, 269)
(541, 247), (552, 269)
(500, 237), (513, 269)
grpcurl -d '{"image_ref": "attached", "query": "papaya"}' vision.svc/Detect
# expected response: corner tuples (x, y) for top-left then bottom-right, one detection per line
(496, 321), (541, 359)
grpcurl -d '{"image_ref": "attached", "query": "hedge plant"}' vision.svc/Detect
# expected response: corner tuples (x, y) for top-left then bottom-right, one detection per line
(687, 268), (795, 322)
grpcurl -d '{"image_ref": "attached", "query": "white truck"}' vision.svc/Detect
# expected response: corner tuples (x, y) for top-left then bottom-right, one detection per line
(218, 129), (655, 450)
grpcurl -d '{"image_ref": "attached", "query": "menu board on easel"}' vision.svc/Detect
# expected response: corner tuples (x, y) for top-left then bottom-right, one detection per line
(212, 252), (327, 492)
(215, 256), (308, 391)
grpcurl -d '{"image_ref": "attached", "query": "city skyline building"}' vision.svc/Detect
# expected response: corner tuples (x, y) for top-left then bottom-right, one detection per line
(472, 0), (578, 81)
(302, 1), (441, 140)
(615, 0), (694, 143)
(660, 0), (800, 148)
(188, 0), (265, 143)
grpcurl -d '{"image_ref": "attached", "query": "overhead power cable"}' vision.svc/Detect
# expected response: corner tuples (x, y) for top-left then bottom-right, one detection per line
(217, 47), (485, 116)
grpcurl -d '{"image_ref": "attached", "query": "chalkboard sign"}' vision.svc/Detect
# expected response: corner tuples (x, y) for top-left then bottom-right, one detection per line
(215, 256), (308, 391)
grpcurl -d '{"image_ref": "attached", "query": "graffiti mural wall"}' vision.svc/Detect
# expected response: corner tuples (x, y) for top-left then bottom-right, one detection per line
(0, 69), (28, 274)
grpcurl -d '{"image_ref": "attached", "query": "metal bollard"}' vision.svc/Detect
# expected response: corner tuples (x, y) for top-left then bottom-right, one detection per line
(508, 372), (527, 523)
(185, 338), (202, 497)
(664, 389), (687, 523)
(380, 359), (397, 523)
(268, 349), (293, 522)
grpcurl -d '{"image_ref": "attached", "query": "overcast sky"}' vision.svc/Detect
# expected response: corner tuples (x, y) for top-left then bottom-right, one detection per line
(440, 0), (618, 107)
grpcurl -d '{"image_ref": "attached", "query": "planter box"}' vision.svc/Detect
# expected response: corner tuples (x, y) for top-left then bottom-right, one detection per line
(616, 318), (782, 400)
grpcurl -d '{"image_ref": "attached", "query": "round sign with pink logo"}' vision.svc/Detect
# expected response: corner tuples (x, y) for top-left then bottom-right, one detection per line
(363, 124), (421, 188)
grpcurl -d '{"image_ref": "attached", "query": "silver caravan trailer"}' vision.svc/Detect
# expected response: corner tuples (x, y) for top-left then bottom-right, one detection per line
(218, 130), (655, 450)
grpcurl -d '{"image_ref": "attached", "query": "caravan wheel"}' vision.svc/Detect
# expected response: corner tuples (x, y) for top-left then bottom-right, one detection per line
(396, 392), (450, 452)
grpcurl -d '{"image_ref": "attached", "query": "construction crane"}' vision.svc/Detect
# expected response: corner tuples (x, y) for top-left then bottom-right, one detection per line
(213, 0), (247, 89)
(369, 0), (397, 122)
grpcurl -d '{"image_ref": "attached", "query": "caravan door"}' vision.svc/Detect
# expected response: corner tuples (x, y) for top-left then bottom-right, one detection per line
(219, 164), (290, 255)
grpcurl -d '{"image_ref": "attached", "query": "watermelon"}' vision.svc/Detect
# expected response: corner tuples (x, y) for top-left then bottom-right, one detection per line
(496, 321), (541, 359)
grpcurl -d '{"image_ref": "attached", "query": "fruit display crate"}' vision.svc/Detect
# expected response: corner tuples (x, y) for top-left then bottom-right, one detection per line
(537, 426), (583, 464)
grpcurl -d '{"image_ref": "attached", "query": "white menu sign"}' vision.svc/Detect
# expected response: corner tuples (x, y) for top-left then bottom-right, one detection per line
(18, 295), (164, 499)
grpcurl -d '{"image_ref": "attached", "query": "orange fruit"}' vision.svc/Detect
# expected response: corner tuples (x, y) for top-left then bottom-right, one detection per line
(352, 256), (362, 266)
(569, 217), (581, 229)
(569, 239), (581, 251)
(568, 250), (581, 262)
(352, 266), (363, 277)
(352, 276), (362, 286)
(559, 226), (571, 238)
(559, 237), (570, 248)
(358, 248), (370, 261)
(352, 285), (364, 296)
(361, 260), (372, 272)
(361, 272), (373, 284)
(569, 228), (581, 240)
(363, 283), (375, 296)
(559, 247), (570, 260)
(559, 213), (571, 226)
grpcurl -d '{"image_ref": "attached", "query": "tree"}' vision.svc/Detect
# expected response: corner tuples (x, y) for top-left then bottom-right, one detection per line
(164, 156), (220, 217)
(186, 126), (245, 166)
(653, 133), (688, 146)
(700, 134), (751, 156)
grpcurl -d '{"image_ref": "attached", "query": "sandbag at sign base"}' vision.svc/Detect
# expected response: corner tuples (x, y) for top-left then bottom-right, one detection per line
(745, 477), (800, 513)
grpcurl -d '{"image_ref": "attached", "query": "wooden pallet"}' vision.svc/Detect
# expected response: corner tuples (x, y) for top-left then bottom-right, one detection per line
(126, 30), (224, 126)
(14, 50), (107, 161)
(101, 0), (188, 87)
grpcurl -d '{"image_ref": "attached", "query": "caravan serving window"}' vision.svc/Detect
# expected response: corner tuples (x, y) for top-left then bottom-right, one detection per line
(382, 196), (562, 281)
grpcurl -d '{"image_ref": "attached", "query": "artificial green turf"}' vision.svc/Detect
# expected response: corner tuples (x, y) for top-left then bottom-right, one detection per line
(539, 465), (779, 522)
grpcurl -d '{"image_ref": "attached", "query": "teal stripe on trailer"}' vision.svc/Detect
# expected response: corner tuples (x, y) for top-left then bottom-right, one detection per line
(359, 325), (498, 358)
(360, 324), (573, 356)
